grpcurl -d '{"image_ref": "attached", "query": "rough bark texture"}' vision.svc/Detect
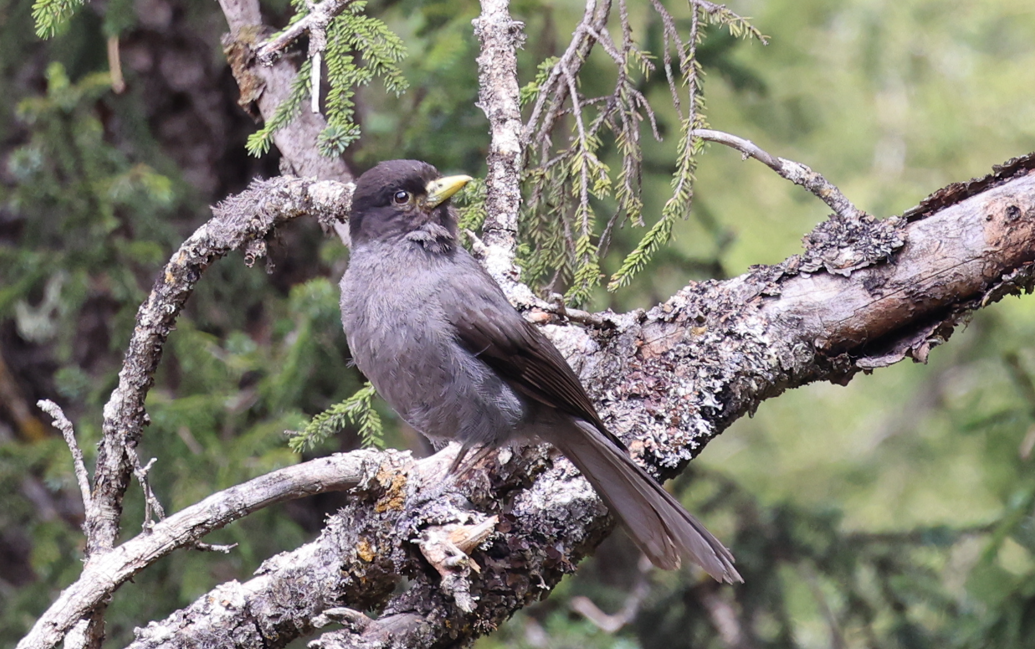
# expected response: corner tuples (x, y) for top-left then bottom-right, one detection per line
(110, 155), (1035, 649)
(218, 0), (352, 184)
(18, 0), (1035, 643)
(17, 177), (353, 649)
(473, 0), (525, 272)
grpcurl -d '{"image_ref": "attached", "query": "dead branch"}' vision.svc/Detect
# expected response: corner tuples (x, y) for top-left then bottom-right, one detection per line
(17, 451), (377, 649)
(85, 175), (350, 573)
(105, 155), (1035, 649)
(219, 0), (353, 185)
(693, 128), (865, 220)
(253, 0), (355, 66)
(37, 400), (92, 511)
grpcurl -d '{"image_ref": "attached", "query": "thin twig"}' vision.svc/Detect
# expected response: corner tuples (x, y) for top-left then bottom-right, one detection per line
(570, 556), (651, 632)
(583, 25), (624, 65)
(127, 449), (165, 531)
(523, 0), (612, 149)
(254, 0), (354, 65)
(37, 400), (92, 511)
(648, 0), (685, 119)
(106, 36), (125, 94)
(192, 542), (239, 553)
(692, 128), (865, 220)
(699, 587), (753, 649)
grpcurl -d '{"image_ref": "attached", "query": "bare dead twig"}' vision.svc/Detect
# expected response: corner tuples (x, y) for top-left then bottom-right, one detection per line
(570, 556), (651, 632)
(191, 541), (238, 553)
(523, 0), (612, 151)
(700, 587), (753, 649)
(126, 449), (165, 531)
(106, 37), (125, 94)
(37, 400), (92, 513)
(692, 128), (865, 220)
(647, 0), (686, 118)
(254, 0), (354, 66)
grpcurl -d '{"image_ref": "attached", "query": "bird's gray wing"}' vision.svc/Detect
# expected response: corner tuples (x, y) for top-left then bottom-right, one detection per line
(441, 253), (622, 448)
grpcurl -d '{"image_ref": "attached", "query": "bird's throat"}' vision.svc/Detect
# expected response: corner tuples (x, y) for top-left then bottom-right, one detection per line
(405, 221), (455, 253)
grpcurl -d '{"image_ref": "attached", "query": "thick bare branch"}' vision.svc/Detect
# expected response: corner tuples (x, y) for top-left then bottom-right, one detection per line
(111, 156), (1035, 649)
(17, 451), (377, 649)
(88, 176), (350, 567)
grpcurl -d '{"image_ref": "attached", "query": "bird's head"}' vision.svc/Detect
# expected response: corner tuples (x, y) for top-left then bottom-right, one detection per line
(349, 160), (472, 250)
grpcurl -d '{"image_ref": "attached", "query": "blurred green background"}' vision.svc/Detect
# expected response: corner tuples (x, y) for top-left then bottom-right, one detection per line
(1, 0), (1034, 646)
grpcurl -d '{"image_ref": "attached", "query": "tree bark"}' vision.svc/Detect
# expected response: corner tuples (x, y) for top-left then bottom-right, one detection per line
(115, 155), (1035, 648)
(18, 0), (1035, 644)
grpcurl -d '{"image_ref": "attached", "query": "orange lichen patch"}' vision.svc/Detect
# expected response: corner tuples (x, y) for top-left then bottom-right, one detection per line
(356, 538), (375, 562)
(526, 310), (552, 324)
(374, 468), (407, 513)
(165, 250), (189, 283)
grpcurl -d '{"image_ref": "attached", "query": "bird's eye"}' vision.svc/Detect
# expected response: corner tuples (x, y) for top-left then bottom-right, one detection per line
(392, 190), (410, 205)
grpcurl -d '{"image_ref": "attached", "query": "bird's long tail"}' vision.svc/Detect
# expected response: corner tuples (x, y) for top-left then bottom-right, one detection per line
(551, 420), (742, 582)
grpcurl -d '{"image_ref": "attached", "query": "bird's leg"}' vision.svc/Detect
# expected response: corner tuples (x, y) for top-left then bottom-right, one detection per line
(448, 443), (498, 477)
(412, 443), (499, 509)
(448, 443), (472, 474)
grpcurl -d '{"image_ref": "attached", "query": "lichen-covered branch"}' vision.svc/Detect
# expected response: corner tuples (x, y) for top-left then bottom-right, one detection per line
(87, 176), (351, 570)
(17, 451), (375, 649)
(472, 0), (527, 292)
(693, 128), (864, 220)
(113, 155), (1035, 649)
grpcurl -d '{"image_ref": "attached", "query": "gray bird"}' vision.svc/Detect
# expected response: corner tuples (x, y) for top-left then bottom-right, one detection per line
(339, 159), (741, 582)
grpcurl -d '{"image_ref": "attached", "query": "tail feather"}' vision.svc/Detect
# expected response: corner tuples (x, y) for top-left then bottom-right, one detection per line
(553, 420), (742, 583)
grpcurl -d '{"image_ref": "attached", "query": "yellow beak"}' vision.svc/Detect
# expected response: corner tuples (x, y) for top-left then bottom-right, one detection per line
(425, 174), (473, 209)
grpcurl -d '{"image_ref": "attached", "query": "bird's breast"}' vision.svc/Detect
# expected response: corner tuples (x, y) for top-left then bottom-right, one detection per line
(339, 244), (524, 446)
